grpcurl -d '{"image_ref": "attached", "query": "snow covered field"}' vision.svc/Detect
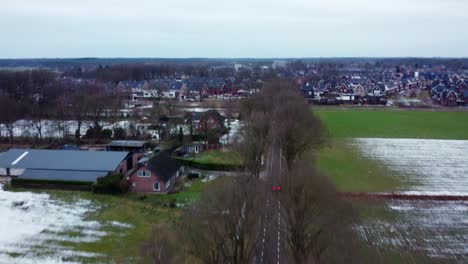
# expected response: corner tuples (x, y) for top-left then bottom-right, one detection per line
(358, 200), (468, 262)
(0, 185), (132, 263)
(353, 138), (468, 195)
(353, 138), (468, 261)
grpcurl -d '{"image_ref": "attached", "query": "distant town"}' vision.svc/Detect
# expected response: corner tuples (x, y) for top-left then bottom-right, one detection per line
(1, 58), (468, 263)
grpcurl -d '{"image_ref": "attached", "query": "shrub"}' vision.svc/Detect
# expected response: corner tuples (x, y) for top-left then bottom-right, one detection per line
(113, 127), (127, 139)
(101, 129), (113, 139)
(85, 128), (99, 139)
(174, 157), (242, 171)
(93, 173), (128, 195)
(187, 172), (200, 180)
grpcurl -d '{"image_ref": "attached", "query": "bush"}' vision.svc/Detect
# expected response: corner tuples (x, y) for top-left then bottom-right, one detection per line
(113, 127), (127, 139)
(85, 127), (99, 139)
(100, 129), (113, 139)
(174, 157), (242, 171)
(187, 172), (200, 180)
(93, 173), (128, 195)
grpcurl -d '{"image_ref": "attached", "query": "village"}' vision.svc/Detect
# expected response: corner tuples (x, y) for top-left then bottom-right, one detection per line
(1, 58), (468, 263)
(1, 59), (468, 195)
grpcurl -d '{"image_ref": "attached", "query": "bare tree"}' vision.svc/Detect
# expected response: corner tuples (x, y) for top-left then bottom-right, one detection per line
(274, 101), (324, 169)
(179, 175), (266, 264)
(277, 161), (358, 264)
(0, 96), (21, 142)
(236, 111), (271, 178)
(140, 227), (176, 264)
(70, 90), (89, 142)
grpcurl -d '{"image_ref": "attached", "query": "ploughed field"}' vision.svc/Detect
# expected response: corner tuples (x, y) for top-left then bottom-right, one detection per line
(352, 138), (468, 262)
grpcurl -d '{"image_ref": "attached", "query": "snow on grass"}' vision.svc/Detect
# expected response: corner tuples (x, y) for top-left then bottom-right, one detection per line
(0, 186), (132, 263)
(358, 200), (468, 262)
(353, 139), (468, 262)
(352, 138), (468, 195)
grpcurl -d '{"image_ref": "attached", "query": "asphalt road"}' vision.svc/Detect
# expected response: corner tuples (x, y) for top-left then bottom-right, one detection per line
(256, 143), (289, 264)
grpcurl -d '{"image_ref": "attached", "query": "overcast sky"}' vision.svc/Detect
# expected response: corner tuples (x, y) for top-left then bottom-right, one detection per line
(1, 0), (467, 58)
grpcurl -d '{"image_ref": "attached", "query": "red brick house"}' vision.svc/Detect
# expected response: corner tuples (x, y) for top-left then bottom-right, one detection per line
(128, 153), (182, 194)
(198, 110), (225, 131)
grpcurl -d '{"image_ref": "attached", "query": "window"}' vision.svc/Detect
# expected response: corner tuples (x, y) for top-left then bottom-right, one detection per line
(153, 181), (160, 191)
(166, 179), (171, 189)
(137, 170), (151, 177)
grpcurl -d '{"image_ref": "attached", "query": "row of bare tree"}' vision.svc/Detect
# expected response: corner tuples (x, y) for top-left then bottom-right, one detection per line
(0, 70), (125, 142)
(139, 80), (441, 264)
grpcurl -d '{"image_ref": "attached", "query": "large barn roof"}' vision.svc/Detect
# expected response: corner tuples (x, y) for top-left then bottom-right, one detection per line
(0, 149), (128, 172)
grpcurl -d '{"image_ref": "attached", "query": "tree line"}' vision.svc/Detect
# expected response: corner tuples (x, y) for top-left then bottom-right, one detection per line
(139, 80), (444, 263)
(0, 70), (124, 142)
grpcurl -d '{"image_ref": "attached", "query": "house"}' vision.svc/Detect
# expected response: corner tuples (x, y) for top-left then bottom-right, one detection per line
(352, 84), (367, 97)
(0, 149), (130, 184)
(442, 89), (458, 106)
(173, 142), (204, 156)
(431, 84), (447, 102)
(198, 110), (225, 131)
(106, 140), (151, 171)
(458, 89), (468, 105)
(128, 153), (182, 193)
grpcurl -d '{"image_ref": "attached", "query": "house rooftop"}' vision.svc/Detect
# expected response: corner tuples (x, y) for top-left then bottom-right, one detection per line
(147, 153), (181, 182)
(0, 149), (128, 173)
(107, 140), (149, 148)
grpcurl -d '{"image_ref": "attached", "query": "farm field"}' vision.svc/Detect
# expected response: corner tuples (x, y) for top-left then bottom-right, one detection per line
(0, 177), (209, 263)
(357, 199), (468, 263)
(314, 108), (468, 139)
(352, 138), (468, 262)
(314, 140), (402, 192)
(353, 138), (468, 195)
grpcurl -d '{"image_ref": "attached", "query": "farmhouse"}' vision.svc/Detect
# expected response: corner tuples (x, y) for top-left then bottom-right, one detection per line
(128, 152), (182, 193)
(106, 140), (151, 171)
(0, 149), (130, 184)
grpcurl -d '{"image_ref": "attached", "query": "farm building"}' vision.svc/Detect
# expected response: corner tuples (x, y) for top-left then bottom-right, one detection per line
(128, 152), (182, 194)
(0, 149), (130, 184)
(106, 140), (151, 171)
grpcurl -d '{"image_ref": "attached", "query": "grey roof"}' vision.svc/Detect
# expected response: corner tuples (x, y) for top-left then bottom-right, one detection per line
(107, 140), (148, 148)
(0, 149), (129, 172)
(147, 153), (181, 182)
(20, 169), (107, 182)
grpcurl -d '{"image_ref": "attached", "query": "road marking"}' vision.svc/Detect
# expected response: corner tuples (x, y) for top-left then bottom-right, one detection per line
(277, 202), (281, 264)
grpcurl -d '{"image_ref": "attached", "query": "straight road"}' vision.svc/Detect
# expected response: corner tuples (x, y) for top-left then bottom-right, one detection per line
(256, 143), (289, 264)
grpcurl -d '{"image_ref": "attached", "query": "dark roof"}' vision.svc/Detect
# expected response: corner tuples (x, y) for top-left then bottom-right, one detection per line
(19, 169), (106, 182)
(147, 153), (181, 182)
(0, 149), (128, 172)
(107, 140), (148, 148)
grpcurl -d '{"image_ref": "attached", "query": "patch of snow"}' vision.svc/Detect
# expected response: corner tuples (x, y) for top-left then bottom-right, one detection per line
(108, 221), (134, 229)
(201, 175), (218, 182)
(358, 200), (468, 261)
(353, 138), (468, 195)
(0, 188), (132, 263)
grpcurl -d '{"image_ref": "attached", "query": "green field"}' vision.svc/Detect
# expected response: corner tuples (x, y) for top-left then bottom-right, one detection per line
(190, 150), (242, 165)
(314, 141), (402, 192)
(314, 108), (468, 139)
(9, 177), (210, 263)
